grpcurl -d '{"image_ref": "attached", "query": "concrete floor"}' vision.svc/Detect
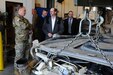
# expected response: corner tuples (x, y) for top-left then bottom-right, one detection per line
(0, 46), (35, 75)
(0, 64), (14, 75)
(0, 62), (35, 75)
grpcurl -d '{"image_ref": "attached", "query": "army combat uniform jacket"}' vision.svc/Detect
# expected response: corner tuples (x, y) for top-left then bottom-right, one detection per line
(13, 15), (32, 64)
(13, 15), (32, 43)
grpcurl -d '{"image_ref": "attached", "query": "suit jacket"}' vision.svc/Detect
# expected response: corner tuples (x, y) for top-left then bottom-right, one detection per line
(34, 16), (46, 42)
(43, 16), (64, 39)
(63, 18), (80, 35)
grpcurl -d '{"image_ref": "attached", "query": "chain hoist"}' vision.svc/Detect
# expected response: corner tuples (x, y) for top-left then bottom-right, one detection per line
(56, 9), (113, 69)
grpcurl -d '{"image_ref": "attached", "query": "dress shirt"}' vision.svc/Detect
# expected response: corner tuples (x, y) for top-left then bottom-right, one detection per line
(51, 16), (56, 32)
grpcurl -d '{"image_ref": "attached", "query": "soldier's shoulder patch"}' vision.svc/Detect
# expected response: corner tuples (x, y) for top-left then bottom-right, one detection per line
(14, 16), (20, 21)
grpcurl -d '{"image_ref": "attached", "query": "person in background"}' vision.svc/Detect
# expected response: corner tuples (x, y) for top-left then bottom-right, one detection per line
(13, 6), (32, 68)
(43, 8), (64, 39)
(63, 11), (79, 35)
(32, 9), (38, 38)
(34, 9), (48, 42)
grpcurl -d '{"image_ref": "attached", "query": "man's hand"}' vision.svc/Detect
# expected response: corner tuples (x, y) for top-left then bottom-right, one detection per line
(48, 33), (53, 37)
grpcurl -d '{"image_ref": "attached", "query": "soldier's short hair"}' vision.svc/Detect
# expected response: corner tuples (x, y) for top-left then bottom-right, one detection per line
(17, 6), (24, 11)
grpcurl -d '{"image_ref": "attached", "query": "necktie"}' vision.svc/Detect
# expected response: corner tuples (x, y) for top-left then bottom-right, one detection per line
(68, 18), (72, 34)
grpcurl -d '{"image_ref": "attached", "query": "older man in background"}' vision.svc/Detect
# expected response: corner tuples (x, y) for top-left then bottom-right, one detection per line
(63, 11), (79, 35)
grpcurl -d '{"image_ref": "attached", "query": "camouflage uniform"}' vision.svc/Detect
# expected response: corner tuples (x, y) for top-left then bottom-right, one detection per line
(13, 15), (32, 65)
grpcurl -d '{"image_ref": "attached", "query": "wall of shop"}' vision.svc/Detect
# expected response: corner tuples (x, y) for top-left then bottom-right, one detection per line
(35, 0), (83, 18)
(35, 0), (47, 7)
(0, 0), (84, 22)
(0, 0), (35, 23)
(0, 0), (6, 12)
(23, 0), (35, 23)
(54, 0), (83, 18)
(0, 0), (23, 12)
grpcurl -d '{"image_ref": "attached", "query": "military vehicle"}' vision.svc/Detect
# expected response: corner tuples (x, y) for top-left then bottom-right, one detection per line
(30, 0), (113, 75)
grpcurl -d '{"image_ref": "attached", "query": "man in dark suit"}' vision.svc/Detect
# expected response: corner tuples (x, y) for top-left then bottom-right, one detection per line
(43, 8), (64, 39)
(63, 11), (79, 35)
(34, 9), (48, 42)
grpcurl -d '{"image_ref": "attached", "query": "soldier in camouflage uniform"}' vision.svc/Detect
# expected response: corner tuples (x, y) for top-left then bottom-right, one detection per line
(13, 6), (32, 67)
